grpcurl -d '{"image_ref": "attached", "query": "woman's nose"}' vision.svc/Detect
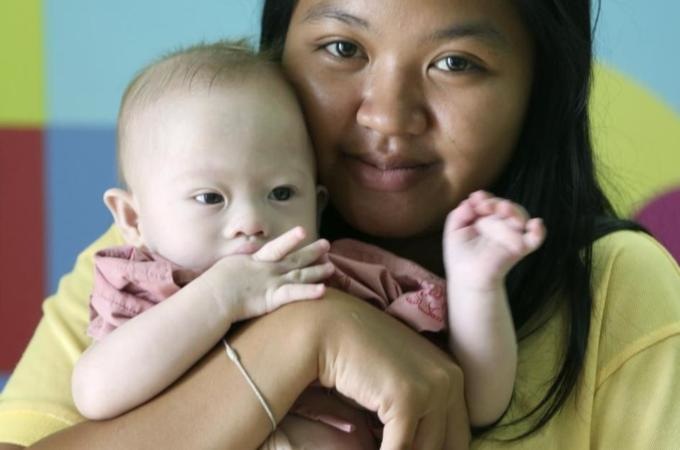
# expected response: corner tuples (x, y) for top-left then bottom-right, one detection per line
(356, 64), (428, 137)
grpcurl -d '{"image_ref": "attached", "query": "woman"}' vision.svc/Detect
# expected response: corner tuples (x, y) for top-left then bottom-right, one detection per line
(1, 0), (679, 448)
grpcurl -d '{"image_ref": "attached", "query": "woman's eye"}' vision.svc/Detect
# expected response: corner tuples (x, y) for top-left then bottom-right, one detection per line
(433, 55), (476, 72)
(269, 186), (294, 202)
(324, 41), (360, 58)
(194, 193), (224, 205)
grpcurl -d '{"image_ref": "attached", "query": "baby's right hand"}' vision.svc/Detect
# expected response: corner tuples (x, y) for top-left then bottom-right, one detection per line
(202, 227), (334, 323)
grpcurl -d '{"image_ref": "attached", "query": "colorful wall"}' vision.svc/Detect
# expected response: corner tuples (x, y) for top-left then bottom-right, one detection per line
(1, 1), (679, 389)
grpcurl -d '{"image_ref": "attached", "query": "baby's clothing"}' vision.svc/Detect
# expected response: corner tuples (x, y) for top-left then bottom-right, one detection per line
(87, 239), (447, 440)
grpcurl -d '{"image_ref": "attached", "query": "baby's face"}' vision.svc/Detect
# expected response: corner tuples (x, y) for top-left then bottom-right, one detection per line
(126, 79), (319, 271)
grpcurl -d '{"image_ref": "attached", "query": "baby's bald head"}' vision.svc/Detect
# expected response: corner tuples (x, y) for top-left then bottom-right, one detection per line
(116, 41), (301, 191)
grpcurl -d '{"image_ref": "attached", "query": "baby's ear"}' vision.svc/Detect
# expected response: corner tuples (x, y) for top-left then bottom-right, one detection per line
(103, 188), (144, 247)
(316, 185), (329, 227)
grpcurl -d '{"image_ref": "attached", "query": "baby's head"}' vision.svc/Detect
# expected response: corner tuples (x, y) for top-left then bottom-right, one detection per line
(106, 40), (324, 271)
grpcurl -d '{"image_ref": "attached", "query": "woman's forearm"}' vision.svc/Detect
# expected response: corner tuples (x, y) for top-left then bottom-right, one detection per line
(30, 300), (322, 450)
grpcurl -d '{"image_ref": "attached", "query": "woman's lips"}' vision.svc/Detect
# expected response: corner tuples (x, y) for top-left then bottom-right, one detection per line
(343, 154), (439, 192)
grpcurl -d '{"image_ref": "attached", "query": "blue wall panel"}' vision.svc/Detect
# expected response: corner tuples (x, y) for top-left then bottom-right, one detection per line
(45, 0), (263, 125)
(45, 127), (117, 293)
(596, 2), (680, 112)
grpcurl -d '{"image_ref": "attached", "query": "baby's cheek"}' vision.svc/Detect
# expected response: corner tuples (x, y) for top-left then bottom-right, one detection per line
(155, 233), (219, 271)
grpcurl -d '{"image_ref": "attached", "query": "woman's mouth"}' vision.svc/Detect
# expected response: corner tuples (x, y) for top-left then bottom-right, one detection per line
(342, 154), (439, 192)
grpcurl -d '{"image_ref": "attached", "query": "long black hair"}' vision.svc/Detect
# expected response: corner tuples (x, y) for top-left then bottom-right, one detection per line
(260, 0), (644, 438)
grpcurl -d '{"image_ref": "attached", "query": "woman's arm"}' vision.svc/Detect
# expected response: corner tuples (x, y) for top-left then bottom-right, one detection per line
(316, 289), (470, 449)
(26, 289), (469, 449)
(32, 298), (321, 449)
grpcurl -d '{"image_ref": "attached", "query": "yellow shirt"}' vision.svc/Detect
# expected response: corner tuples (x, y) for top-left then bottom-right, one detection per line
(1, 227), (679, 448)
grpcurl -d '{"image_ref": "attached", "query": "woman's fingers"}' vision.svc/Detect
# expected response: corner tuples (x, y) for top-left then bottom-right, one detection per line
(443, 407), (471, 450)
(257, 428), (294, 450)
(380, 416), (419, 450)
(314, 291), (471, 450)
(254, 227), (307, 262)
(411, 411), (447, 450)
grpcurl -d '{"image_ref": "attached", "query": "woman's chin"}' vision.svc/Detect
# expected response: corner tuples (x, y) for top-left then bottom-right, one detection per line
(343, 206), (442, 240)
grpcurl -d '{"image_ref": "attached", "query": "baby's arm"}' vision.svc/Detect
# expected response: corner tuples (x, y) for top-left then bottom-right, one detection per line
(444, 191), (545, 427)
(72, 227), (334, 420)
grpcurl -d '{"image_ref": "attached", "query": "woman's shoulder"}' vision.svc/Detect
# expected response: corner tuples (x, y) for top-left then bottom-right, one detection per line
(44, 225), (125, 314)
(592, 229), (679, 285)
(590, 230), (680, 386)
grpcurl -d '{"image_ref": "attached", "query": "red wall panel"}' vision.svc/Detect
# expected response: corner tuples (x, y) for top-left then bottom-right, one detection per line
(0, 128), (45, 371)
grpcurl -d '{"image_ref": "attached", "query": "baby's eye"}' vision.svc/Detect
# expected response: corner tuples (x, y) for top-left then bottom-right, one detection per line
(194, 192), (224, 205)
(433, 55), (477, 72)
(269, 186), (295, 202)
(323, 41), (361, 58)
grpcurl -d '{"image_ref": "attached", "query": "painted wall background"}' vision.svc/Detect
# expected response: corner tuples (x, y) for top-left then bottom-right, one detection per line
(1, 1), (679, 389)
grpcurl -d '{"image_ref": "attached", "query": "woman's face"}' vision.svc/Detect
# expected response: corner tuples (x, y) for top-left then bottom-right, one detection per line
(282, 0), (534, 238)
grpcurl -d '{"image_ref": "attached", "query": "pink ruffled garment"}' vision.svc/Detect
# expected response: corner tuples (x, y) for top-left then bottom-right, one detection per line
(87, 239), (447, 440)
(88, 246), (183, 340)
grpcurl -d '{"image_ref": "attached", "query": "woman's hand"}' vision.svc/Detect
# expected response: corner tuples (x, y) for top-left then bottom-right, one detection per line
(314, 289), (470, 450)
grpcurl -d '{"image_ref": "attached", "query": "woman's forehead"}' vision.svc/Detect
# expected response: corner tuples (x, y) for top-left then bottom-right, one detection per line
(289, 0), (526, 45)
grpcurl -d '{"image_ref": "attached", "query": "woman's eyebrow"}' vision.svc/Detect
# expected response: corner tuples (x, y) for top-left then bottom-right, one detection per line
(302, 4), (369, 30)
(427, 22), (509, 50)
(301, 4), (509, 51)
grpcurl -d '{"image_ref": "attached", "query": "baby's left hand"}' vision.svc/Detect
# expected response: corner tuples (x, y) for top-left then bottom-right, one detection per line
(444, 190), (546, 291)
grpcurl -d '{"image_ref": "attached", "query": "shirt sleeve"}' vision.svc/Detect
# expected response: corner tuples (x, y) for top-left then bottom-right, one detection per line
(591, 232), (680, 449)
(592, 334), (680, 449)
(0, 225), (124, 446)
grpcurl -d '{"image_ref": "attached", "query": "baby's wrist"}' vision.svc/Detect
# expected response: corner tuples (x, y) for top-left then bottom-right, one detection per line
(192, 263), (240, 325)
(447, 278), (506, 300)
(446, 268), (507, 293)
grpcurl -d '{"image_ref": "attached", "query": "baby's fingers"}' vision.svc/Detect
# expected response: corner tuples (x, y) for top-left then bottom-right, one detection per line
(282, 239), (331, 270)
(523, 218), (546, 251)
(445, 199), (478, 233)
(285, 262), (335, 284)
(254, 227), (307, 262)
(270, 284), (326, 309)
(475, 216), (527, 255)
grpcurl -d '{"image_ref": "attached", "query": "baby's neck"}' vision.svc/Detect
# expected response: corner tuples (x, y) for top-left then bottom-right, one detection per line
(320, 207), (445, 276)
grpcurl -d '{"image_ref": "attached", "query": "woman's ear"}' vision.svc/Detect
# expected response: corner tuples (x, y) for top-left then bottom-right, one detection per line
(103, 188), (144, 247)
(316, 185), (329, 229)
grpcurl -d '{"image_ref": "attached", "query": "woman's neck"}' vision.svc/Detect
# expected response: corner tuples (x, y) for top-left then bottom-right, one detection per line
(320, 207), (445, 276)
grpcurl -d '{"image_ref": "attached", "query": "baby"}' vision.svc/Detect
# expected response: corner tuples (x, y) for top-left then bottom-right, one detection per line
(72, 41), (545, 449)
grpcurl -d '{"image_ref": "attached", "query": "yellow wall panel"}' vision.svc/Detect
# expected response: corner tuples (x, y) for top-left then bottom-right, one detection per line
(0, 0), (45, 125)
(591, 63), (680, 217)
